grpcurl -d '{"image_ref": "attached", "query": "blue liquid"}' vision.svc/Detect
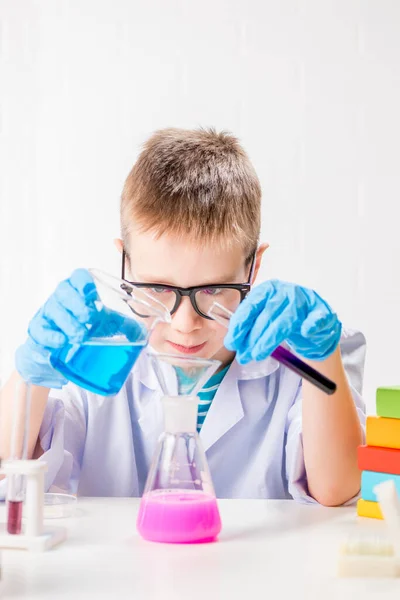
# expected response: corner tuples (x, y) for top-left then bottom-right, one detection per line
(50, 342), (146, 396)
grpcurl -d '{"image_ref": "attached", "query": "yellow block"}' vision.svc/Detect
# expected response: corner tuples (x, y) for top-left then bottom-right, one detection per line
(366, 416), (400, 449)
(357, 499), (383, 520)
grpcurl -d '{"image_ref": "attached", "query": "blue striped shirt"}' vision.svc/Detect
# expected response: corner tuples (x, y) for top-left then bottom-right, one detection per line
(197, 365), (230, 433)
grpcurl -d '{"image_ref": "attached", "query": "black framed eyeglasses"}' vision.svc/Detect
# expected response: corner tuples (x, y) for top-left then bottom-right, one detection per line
(121, 250), (255, 320)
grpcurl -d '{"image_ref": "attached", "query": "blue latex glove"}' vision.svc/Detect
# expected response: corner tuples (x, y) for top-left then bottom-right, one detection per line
(15, 269), (146, 388)
(224, 280), (342, 365)
(15, 269), (99, 388)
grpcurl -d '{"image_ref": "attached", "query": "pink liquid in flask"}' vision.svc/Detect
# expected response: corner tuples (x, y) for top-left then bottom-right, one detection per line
(137, 489), (222, 544)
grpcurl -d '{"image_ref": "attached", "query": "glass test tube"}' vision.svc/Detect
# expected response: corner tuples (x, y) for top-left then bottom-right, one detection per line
(0, 374), (3, 583)
(7, 378), (32, 535)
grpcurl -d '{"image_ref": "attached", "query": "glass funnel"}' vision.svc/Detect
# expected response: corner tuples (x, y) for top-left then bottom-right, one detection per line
(50, 269), (171, 396)
(137, 352), (222, 544)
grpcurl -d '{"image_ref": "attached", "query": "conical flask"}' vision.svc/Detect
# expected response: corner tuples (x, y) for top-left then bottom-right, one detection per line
(137, 352), (223, 544)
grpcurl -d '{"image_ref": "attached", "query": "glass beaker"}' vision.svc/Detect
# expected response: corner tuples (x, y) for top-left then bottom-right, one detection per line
(49, 269), (171, 396)
(137, 352), (222, 544)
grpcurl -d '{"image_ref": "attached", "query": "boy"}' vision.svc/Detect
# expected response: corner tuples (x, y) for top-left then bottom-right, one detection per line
(6, 128), (365, 505)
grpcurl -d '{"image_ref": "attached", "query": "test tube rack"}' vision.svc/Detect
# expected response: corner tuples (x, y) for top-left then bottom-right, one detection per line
(0, 460), (67, 551)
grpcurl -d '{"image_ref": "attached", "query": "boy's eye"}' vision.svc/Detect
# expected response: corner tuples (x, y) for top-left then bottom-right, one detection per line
(201, 288), (222, 296)
(150, 286), (173, 294)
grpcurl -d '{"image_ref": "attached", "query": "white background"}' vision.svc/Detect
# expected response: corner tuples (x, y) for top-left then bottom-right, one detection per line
(1, 0), (399, 412)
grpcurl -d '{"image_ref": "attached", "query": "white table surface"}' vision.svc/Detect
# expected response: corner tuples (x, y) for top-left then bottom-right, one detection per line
(0, 498), (398, 600)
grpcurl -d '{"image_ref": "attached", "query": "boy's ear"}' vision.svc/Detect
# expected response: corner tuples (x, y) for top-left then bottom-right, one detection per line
(114, 238), (124, 254)
(252, 242), (269, 283)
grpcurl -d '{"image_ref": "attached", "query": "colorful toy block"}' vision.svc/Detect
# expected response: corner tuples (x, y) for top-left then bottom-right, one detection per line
(358, 445), (400, 475)
(361, 470), (400, 502)
(366, 416), (400, 449)
(356, 499), (383, 520)
(376, 386), (400, 419)
(356, 386), (400, 519)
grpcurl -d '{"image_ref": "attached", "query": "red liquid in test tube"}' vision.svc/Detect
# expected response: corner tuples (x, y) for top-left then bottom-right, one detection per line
(7, 500), (23, 535)
(6, 379), (32, 536)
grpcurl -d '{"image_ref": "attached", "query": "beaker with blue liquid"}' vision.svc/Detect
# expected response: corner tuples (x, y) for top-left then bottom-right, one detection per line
(50, 269), (171, 396)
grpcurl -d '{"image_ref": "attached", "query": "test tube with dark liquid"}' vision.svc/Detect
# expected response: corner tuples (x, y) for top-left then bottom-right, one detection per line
(7, 498), (23, 535)
(208, 302), (337, 395)
(6, 378), (32, 534)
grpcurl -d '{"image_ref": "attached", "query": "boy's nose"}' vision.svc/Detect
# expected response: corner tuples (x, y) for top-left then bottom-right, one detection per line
(170, 297), (202, 334)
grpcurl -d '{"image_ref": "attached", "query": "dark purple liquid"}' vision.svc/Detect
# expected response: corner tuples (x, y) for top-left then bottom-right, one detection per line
(7, 500), (23, 535)
(272, 346), (336, 395)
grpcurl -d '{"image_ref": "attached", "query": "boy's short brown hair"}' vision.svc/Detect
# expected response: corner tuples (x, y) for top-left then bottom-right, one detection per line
(121, 128), (261, 261)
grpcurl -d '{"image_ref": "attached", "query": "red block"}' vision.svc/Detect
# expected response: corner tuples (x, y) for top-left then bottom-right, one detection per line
(358, 445), (400, 475)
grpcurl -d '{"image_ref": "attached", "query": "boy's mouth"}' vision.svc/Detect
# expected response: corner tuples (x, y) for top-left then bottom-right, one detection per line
(166, 341), (207, 354)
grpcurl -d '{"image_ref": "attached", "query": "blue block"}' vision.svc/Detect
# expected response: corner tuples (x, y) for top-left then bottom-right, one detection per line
(361, 470), (400, 501)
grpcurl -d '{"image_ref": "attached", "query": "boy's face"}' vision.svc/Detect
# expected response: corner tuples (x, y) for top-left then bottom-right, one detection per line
(119, 229), (264, 366)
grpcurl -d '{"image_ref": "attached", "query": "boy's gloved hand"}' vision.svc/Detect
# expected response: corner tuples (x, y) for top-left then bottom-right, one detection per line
(15, 269), (99, 388)
(224, 280), (342, 365)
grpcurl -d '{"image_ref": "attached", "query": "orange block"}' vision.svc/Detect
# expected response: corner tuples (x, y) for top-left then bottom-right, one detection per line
(358, 444), (400, 475)
(366, 416), (400, 449)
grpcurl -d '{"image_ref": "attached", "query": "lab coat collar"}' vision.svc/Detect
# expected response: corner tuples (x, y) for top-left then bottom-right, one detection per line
(199, 356), (279, 451)
(134, 350), (280, 451)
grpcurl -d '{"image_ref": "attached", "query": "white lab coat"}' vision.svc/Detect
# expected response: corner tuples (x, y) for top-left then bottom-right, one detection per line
(36, 327), (366, 502)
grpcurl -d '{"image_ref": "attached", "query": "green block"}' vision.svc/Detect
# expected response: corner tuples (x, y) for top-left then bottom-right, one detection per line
(376, 386), (400, 419)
